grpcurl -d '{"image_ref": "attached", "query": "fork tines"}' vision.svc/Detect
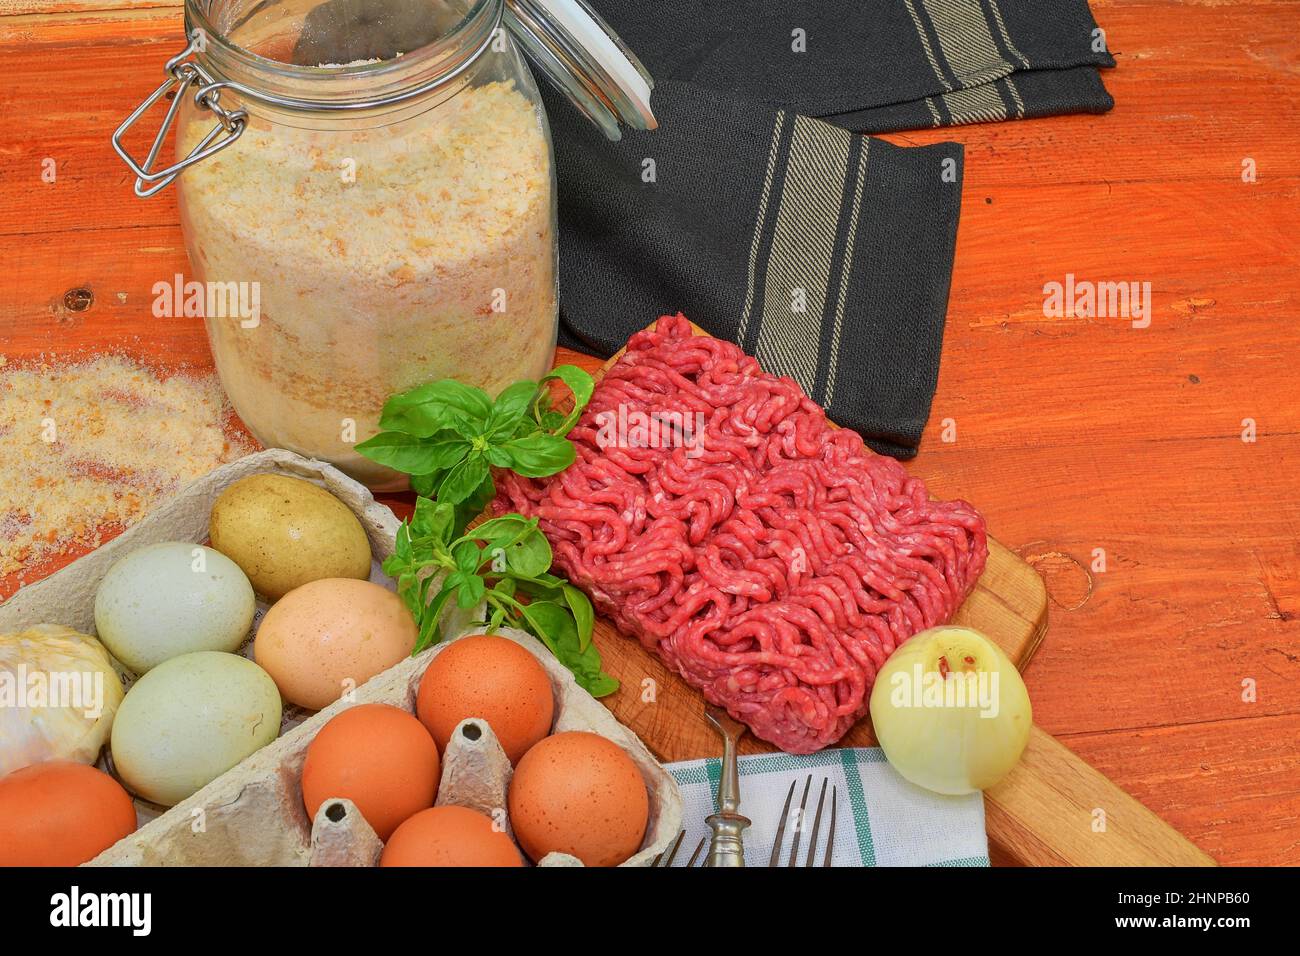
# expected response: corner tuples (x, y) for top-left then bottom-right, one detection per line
(653, 830), (708, 867)
(653, 772), (838, 868)
(768, 774), (838, 867)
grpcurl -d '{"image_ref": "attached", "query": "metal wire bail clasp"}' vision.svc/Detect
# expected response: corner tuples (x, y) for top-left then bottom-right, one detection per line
(111, 30), (247, 198)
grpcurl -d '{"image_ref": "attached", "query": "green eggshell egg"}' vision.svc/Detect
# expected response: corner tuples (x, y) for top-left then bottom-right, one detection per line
(94, 542), (255, 675)
(110, 651), (282, 806)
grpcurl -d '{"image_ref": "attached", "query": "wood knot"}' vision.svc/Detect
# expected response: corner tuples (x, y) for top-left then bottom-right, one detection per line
(1021, 547), (1094, 611)
(1172, 296), (1216, 316)
(63, 287), (94, 313)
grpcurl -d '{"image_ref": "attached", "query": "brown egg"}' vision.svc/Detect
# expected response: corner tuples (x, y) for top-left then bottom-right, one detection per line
(416, 634), (554, 764)
(302, 703), (440, 841)
(381, 806), (524, 867)
(0, 761), (137, 866)
(508, 731), (649, 867)
(255, 578), (416, 710)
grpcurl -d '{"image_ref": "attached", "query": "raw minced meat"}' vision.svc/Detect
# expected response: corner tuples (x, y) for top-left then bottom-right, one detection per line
(496, 315), (988, 753)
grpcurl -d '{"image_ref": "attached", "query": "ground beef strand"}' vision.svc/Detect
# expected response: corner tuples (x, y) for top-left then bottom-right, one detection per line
(495, 314), (988, 753)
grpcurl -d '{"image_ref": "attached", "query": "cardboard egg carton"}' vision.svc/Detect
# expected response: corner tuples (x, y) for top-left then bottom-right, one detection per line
(0, 449), (682, 867)
(91, 627), (680, 867)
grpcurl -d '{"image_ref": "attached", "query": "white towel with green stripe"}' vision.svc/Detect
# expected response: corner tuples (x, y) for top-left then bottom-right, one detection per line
(666, 748), (989, 867)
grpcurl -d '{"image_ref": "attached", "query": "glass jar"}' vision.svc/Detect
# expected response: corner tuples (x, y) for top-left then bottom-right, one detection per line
(114, 0), (653, 489)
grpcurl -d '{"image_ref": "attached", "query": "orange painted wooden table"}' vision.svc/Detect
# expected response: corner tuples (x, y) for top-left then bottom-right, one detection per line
(2, 0), (1297, 866)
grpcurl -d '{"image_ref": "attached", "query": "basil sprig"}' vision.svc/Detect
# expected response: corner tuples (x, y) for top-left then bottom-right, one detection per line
(357, 368), (616, 696)
(356, 367), (594, 535)
(384, 499), (618, 698)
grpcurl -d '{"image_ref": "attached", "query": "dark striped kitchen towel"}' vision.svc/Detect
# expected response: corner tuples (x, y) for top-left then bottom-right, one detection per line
(550, 0), (1114, 457)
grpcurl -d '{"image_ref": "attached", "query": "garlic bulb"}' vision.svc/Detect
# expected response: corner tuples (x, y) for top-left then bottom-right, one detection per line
(0, 624), (125, 776)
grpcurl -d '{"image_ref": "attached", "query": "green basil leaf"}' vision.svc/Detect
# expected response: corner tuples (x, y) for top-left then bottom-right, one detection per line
(471, 475), (497, 508)
(381, 552), (406, 580)
(378, 401), (464, 439)
(392, 524), (413, 563)
(410, 472), (438, 498)
(413, 496), (449, 541)
(437, 454), (489, 505)
(505, 529), (552, 578)
(397, 575), (423, 621)
(381, 398), (473, 438)
(467, 515), (534, 552)
(534, 600), (576, 641)
(514, 577), (562, 600)
(578, 670), (620, 698)
(535, 365), (595, 436)
(455, 573), (486, 609)
(413, 583), (456, 654)
(380, 379), (493, 437)
(518, 600), (571, 656)
(411, 496), (456, 545)
(483, 444), (515, 469)
(469, 514), (532, 538)
(494, 433), (576, 478)
(487, 546), (513, 577)
(355, 431), (468, 475)
(562, 584), (595, 652)
(451, 475), (497, 539)
(568, 639), (618, 696)
(418, 434), (475, 470)
(517, 600), (616, 696)
(451, 539), (481, 574)
(409, 500), (434, 538)
(485, 380), (540, 440)
(535, 407), (567, 434)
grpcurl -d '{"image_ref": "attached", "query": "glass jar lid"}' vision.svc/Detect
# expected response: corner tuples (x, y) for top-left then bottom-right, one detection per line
(505, 0), (655, 140)
(113, 0), (655, 196)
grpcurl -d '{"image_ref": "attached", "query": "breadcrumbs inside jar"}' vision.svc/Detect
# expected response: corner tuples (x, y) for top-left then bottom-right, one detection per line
(176, 16), (558, 490)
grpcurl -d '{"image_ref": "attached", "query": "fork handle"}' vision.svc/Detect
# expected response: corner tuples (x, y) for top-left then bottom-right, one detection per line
(716, 728), (742, 815)
(705, 811), (751, 867)
(706, 728), (750, 866)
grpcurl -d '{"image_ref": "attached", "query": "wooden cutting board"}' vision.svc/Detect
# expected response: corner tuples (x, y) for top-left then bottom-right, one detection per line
(581, 325), (1213, 866)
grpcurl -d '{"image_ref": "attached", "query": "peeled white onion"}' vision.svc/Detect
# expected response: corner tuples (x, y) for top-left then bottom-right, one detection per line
(0, 624), (125, 776)
(869, 626), (1032, 795)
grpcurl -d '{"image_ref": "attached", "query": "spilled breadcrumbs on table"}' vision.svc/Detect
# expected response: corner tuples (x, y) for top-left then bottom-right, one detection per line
(0, 354), (255, 584)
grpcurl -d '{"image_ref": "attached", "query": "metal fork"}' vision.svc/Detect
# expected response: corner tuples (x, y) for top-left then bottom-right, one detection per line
(652, 830), (708, 867)
(768, 775), (838, 867)
(653, 704), (751, 867)
(703, 704), (751, 867)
